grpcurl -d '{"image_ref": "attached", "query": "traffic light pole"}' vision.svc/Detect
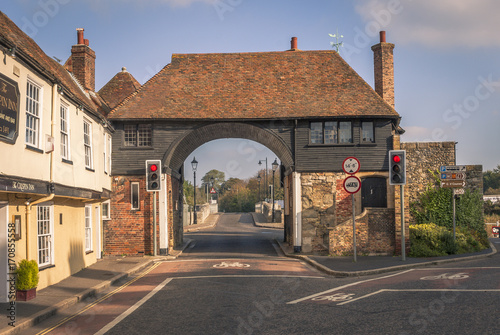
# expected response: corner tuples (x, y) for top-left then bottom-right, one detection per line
(153, 191), (157, 256)
(401, 185), (405, 261)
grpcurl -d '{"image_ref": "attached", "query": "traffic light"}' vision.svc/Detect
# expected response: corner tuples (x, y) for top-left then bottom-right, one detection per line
(389, 150), (406, 185)
(146, 160), (162, 192)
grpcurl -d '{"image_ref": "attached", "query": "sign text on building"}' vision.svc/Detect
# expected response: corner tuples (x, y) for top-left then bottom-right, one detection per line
(0, 73), (20, 144)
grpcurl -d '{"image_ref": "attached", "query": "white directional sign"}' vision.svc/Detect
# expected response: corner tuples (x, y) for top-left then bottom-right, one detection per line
(342, 157), (360, 175)
(453, 188), (465, 195)
(343, 176), (361, 194)
(441, 180), (466, 188)
(440, 165), (466, 173)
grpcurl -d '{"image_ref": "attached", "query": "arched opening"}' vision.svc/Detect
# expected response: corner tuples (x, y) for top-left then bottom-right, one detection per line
(161, 122), (295, 255)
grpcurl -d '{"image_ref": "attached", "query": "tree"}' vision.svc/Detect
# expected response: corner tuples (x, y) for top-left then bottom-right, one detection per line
(484, 165), (500, 194)
(201, 169), (225, 190)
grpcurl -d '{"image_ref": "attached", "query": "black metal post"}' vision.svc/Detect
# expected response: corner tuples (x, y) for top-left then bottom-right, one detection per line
(272, 169), (275, 222)
(193, 170), (197, 225)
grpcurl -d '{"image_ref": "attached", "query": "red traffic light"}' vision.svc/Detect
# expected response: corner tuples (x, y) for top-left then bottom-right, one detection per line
(150, 164), (158, 172)
(392, 155), (401, 163)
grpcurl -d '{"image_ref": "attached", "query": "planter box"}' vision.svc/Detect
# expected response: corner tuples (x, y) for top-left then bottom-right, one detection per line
(16, 288), (36, 301)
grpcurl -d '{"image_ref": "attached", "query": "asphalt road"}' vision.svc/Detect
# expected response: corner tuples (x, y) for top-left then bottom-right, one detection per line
(29, 214), (500, 335)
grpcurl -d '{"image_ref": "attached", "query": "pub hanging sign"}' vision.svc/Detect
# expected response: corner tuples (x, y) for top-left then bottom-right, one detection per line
(0, 72), (20, 144)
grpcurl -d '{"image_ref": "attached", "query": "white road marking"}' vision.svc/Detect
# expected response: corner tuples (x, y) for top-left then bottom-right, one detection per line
(171, 275), (325, 280)
(94, 277), (173, 335)
(338, 289), (500, 305)
(287, 269), (415, 304)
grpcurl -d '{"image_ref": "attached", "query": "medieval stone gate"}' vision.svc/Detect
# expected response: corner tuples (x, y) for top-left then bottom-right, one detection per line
(104, 34), (415, 256)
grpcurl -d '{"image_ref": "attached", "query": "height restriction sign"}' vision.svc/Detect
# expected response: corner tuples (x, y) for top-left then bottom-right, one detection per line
(342, 157), (360, 175)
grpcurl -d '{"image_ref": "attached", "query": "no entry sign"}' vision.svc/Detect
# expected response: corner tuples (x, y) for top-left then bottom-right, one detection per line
(343, 175), (361, 194)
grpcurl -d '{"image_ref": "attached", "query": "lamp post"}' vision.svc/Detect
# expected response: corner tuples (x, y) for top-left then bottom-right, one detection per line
(210, 177), (214, 202)
(257, 175), (261, 203)
(271, 158), (279, 223)
(258, 158), (268, 200)
(191, 157), (198, 225)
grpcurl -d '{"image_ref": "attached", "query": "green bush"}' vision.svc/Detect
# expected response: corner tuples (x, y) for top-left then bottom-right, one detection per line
(409, 223), (489, 257)
(16, 259), (39, 290)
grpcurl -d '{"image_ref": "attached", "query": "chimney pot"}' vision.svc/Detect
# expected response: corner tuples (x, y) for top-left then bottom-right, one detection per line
(84, 39), (89, 46)
(291, 37), (298, 50)
(77, 28), (84, 45)
(380, 31), (386, 43)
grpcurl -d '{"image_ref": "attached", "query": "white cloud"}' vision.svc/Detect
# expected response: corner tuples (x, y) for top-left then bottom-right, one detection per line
(355, 0), (500, 48)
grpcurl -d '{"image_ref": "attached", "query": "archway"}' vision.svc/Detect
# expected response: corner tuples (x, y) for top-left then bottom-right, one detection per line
(159, 122), (295, 253)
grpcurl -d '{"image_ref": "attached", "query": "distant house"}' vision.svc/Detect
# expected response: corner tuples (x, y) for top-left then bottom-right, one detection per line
(484, 195), (500, 204)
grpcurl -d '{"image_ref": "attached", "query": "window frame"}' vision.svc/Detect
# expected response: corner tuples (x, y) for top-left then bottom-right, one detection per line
(37, 203), (54, 268)
(309, 120), (352, 145)
(361, 121), (375, 143)
(123, 124), (152, 148)
(84, 119), (93, 170)
(131, 182), (140, 210)
(25, 79), (42, 149)
(102, 200), (111, 220)
(60, 101), (71, 160)
(85, 204), (93, 252)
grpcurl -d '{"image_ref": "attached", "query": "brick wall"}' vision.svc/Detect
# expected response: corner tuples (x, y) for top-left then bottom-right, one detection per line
(402, 142), (456, 206)
(105, 176), (156, 255)
(329, 208), (395, 255)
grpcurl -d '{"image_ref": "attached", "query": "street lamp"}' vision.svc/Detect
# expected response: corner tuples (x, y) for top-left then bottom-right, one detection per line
(271, 158), (279, 222)
(258, 158), (268, 200)
(191, 157), (198, 225)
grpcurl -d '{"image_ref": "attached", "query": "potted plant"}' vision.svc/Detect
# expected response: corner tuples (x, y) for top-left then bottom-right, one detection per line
(16, 260), (39, 301)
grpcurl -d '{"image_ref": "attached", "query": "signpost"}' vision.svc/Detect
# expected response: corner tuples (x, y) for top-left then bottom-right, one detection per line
(492, 226), (500, 237)
(440, 165), (466, 173)
(440, 165), (467, 240)
(342, 157), (361, 262)
(440, 180), (466, 188)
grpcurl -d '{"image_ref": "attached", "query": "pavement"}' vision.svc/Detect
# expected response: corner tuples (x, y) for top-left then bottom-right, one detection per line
(2, 212), (497, 334)
(249, 213), (498, 278)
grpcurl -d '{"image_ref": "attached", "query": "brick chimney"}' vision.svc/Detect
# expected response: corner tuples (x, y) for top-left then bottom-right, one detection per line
(70, 28), (96, 92)
(371, 31), (395, 108)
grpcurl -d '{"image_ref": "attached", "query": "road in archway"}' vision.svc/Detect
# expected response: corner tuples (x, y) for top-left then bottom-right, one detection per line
(182, 213), (283, 259)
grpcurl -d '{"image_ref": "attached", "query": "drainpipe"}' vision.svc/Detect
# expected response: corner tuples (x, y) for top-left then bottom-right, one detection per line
(50, 84), (57, 183)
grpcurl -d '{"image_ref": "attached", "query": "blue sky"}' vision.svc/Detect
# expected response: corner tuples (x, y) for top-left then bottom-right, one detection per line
(3, 0), (500, 182)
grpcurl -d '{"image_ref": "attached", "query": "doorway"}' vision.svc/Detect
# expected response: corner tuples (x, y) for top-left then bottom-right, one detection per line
(361, 177), (387, 210)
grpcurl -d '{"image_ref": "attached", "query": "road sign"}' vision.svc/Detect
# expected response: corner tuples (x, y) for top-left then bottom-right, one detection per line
(492, 227), (500, 235)
(441, 172), (466, 180)
(441, 180), (465, 188)
(440, 165), (466, 173)
(453, 188), (465, 195)
(343, 176), (361, 194)
(210, 187), (216, 194)
(342, 157), (360, 175)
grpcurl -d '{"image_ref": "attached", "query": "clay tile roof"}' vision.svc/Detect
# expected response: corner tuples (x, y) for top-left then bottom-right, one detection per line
(0, 11), (105, 117)
(98, 67), (141, 110)
(108, 50), (400, 120)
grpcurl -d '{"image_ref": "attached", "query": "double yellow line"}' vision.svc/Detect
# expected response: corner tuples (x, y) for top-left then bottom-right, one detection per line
(37, 262), (161, 335)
